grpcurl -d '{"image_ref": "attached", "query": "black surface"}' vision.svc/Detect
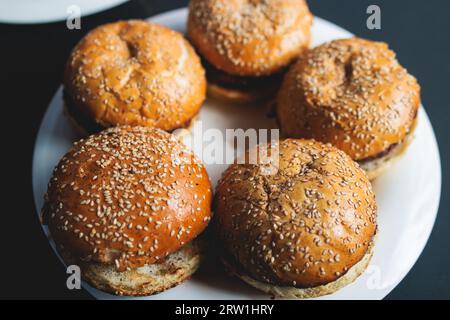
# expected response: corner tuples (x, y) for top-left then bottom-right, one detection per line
(1, 0), (448, 299)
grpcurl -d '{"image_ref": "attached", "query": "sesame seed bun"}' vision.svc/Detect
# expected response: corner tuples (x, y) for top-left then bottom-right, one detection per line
(214, 139), (377, 298)
(42, 126), (212, 295)
(223, 242), (374, 299)
(359, 117), (417, 180)
(64, 20), (206, 133)
(60, 239), (203, 297)
(187, 0), (312, 102)
(277, 38), (420, 175)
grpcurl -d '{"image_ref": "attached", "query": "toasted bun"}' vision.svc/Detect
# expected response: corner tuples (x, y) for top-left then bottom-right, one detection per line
(42, 126), (212, 273)
(187, 0), (312, 77)
(60, 239), (203, 296)
(223, 242), (374, 299)
(277, 38), (421, 161)
(64, 20), (206, 133)
(214, 139), (377, 292)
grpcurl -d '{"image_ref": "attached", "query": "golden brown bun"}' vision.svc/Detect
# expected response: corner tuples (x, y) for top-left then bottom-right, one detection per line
(187, 0), (313, 77)
(359, 117), (417, 180)
(64, 20), (206, 133)
(214, 139), (377, 290)
(277, 38), (421, 161)
(60, 239), (203, 296)
(42, 126), (212, 273)
(223, 242), (374, 299)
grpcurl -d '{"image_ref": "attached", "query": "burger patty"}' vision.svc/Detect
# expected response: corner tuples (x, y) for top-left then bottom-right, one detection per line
(358, 142), (399, 164)
(202, 58), (286, 91)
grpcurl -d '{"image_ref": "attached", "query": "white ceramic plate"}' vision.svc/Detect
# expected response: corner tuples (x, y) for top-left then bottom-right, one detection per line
(32, 8), (442, 300)
(0, 0), (128, 24)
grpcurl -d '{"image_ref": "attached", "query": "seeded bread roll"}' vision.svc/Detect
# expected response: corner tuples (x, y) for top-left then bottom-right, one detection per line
(277, 38), (420, 179)
(64, 20), (206, 133)
(214, 139), (377, 298)
(187, 0), (312, 103)
(42, 126), (212, 296)
(60, 239), (203, 296)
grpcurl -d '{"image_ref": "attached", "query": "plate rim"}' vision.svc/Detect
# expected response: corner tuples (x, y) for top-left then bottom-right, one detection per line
(0, 0), (128, 24)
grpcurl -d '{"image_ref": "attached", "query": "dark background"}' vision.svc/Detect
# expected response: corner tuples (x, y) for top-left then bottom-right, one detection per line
(1, 0), (448, 299)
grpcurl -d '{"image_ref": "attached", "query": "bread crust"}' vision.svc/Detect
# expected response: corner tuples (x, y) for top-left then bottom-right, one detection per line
(60, 239), (203, 296)
(64, 20), (206, 132)
(42, 126), (212, 272)
(277, 38), (421, 161)
(187, 0), (312, 77)
(214, 139), (377, 289)
(63, 92), (199, 136)
(223, 242), (374, 299)
(359, 117), (417, 180)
